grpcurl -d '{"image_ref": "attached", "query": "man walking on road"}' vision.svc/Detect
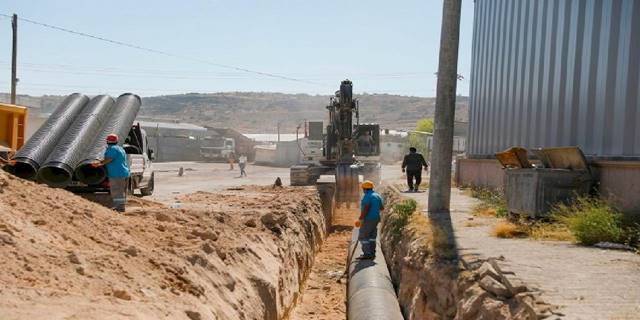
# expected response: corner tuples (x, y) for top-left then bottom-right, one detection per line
(355, 180), (384, 260)
(238, 154), (248, 177)
(92, 134), (130, 212)
(402, 147), (428, 192)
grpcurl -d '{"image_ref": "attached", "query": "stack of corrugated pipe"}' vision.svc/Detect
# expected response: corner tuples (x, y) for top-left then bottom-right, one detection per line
(347, 229), (403, 319)
(5, 93), (141, 187)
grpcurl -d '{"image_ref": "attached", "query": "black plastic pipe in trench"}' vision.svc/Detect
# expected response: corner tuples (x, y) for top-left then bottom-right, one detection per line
(74, 93), (141, 185)
(5, 93), (89, 180)
(347, 229), (403, 320)
(38, 95), (115, 187)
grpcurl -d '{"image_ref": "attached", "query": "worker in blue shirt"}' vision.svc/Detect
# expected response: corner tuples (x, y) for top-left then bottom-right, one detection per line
(92, 134), (130, 212)
(355, 180), (384, 259)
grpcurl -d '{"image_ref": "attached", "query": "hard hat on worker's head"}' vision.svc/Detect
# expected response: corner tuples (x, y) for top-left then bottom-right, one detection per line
(106, 134), (119, 144)
(361, 180), (374, 190)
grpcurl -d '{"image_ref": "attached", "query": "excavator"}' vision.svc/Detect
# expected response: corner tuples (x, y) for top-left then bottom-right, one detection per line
(290, 80), (381, 207)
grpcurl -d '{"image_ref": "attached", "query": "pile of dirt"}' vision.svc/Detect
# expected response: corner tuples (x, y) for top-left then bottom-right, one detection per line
(0, 171), (327, 320)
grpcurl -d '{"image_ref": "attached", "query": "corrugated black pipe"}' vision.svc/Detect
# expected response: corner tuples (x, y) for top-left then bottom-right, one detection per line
(75, 93), (141, 185)
(347, 229), (403, 320)
(38, 95), (115, 187)
(5, 93), (89, 180)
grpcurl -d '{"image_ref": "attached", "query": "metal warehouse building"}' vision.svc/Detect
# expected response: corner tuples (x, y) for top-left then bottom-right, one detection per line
(458, 0), (640, 213)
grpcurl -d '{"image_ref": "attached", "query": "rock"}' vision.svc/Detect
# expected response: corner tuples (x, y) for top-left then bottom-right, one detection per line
(457, 286), (489, 319)
(186, 254), (208, 267)
(216, 247), (227, 261)
(192, 229), (218, 241)
(477, 262), (501, 281)
(479, 298), (510, 320)
(0, 233), (15, 246)
(244, 219), (257, 228)
(512, 293), (538, 319)
(185, 311), (202, 320)
(121, 246), (139, 257)
(68, 252), (82, 265)
(32, 219), (46, 226)
(224, 277), (236, 291)
(501, 273), (528, 295)
(479, 275), (512, 298)
(113, 289), (132, 301)
(201, 242), (215, 254)
(261, 212), (287, 230)
(76, 266), (85, 275)
(155, 212), (172, 222)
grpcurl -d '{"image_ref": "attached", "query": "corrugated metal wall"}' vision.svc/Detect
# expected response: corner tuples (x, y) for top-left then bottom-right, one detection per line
(468, 0), (640, 159)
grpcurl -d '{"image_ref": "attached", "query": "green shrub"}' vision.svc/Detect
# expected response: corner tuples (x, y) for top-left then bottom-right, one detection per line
(390, 198), (418, 236)
(552, 197), (624, 245)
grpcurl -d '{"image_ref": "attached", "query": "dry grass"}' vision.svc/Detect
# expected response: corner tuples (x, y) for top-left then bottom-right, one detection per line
(492, 221), (526, 238)
(526, 223), (574, 242)
(472, 203), (498, 218)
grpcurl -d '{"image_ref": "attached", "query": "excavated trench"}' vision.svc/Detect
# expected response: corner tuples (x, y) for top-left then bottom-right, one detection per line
(377, 189), (555, 320)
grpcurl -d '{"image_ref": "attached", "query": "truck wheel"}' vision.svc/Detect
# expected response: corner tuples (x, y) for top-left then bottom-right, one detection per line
(140, 173), (155, 196)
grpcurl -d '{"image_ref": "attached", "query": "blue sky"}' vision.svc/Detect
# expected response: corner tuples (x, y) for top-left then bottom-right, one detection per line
(0, 0), (474, 97)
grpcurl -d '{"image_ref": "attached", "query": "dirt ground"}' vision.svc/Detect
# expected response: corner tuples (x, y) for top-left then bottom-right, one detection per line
(0, 161), (405, 319)
(0, 169), (327, 320)
(290, 208), (358, 320)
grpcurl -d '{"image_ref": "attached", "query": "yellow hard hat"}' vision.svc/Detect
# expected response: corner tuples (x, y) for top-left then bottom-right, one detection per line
(361, 180), (374, 189)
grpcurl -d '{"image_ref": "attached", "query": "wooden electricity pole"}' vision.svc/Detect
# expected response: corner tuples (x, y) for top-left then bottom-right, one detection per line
(428, 0), (462, 214)
(10, 14), (18, 104)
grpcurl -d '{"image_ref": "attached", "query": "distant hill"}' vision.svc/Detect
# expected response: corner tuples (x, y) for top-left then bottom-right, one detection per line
(1, 92), (469, 133)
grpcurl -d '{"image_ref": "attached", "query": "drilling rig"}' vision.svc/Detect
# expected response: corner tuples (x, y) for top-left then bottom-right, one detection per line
(290, 80), (381, 206)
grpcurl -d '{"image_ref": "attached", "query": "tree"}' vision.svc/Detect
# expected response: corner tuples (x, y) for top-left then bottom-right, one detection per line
(415, 118), (434, 133)
(408, 118), (434, 160)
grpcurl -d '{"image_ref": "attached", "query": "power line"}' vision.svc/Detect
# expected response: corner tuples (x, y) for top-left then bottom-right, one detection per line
(0, 13), (328, 87)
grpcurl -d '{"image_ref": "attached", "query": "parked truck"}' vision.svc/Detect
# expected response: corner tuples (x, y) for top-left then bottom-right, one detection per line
(200, 137), (235, 162)
(69, 123), (155, 196)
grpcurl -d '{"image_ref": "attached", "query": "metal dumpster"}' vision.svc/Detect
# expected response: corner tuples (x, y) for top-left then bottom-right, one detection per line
(498, 147), (593, 219)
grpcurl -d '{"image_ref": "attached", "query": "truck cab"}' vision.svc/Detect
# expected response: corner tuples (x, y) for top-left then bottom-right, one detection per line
(200, 137), (236, 162)
(123, 123), (155, 196)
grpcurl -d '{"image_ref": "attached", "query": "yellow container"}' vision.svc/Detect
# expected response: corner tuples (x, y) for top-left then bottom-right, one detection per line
(0, 103), (28, 156)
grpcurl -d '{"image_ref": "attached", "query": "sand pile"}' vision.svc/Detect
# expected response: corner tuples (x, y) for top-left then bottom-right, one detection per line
(0, 171), (327, 320)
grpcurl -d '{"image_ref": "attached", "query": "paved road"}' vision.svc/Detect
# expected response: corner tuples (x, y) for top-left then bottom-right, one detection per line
(404, 189), (640, 320)
(151, 162), (291, 204)
(151, 162), (405, 204)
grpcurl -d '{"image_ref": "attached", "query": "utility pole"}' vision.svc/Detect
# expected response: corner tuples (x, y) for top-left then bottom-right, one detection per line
(277, 121), (281, 142)
(428, 0), (462, 214)
(10, 14), (18, 104)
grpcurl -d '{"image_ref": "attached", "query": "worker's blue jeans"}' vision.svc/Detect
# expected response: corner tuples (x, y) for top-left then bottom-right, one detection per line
(358, 218), (380, 257)
(110, 178), (128, 212)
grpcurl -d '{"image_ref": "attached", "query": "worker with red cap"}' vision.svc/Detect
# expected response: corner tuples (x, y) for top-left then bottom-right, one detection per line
(92, 134), (130, 212)
(355, 180), (384, 260)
